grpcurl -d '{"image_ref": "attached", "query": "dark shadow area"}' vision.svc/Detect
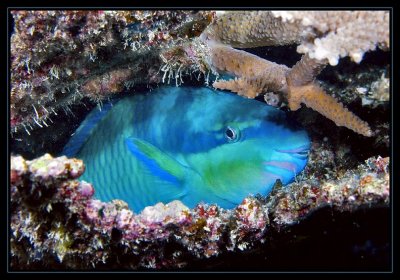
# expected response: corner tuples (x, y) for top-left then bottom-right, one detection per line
(184, 206), (391, 272)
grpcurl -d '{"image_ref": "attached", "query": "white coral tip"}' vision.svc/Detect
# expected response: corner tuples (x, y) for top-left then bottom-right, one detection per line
(271, 11), (294, 22)
(350, 51), (364, 64)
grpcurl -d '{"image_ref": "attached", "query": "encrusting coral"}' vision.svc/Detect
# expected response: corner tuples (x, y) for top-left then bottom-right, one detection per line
(201, 11), (389, 137)
(10, 10), (214, 135)
(10, 154), (389, 269)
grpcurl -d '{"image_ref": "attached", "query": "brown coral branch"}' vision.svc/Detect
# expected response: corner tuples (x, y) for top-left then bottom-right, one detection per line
(213, 77), (266, 98)
(287, 83), (373, 137)
(209, 43), (289, 94)
(286, 55), (373, 138)
(204, 10), (389, 140)
(287, 54), (327, 86)
(208, 43), (373, 137)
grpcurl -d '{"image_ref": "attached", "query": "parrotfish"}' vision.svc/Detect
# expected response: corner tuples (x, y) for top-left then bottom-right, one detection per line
(63, 86), (310, 213)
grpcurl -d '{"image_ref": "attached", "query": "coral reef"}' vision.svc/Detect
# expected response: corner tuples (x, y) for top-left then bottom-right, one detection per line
(201, 11), (389, 137)
(9, 10), (390, 271)
(209, 43), (289, 97)
(204, 11), (389, 65)
(10, 10), (214, 135)
(287, 83), (372, 137)
(277, 11), (389, 65)
(10, 154), (389, 270)
(10, 10), (389, 138)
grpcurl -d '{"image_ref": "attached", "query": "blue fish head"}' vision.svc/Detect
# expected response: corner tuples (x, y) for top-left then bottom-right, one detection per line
(185, 89), (310, 208)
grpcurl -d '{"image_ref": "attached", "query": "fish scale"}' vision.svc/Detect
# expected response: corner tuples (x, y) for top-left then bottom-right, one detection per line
(63, 86), (310, 213)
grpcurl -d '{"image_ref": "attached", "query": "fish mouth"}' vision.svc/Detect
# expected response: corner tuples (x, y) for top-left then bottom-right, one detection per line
(275, 144), (310, 160)
(263, 161), (298, 173)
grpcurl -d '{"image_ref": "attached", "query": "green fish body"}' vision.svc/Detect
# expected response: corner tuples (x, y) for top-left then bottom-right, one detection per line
(63, 86), (310, 212)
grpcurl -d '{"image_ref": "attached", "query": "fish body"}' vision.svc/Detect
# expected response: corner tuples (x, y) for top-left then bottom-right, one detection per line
(63, 87), (310, 213)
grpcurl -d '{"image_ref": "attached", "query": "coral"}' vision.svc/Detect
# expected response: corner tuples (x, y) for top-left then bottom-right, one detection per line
(158, 38), (212, 86)
(209, 43), (289, 97)
(213, 77), (262, 99)
(200, 11), (389, 137)
(10, 11), (130, 131)
(10, 10), (388, 140)
(202, 11), (305, 48)
(370, 75), (390, 102)
(10, 10), (214, 135)
(287, 54), (372, 136)
(10, 153), (389, 269)
(207, 43), (373, 136)
(204, 11), (389, 65)
(271, 156), (389, 225)
(359, 73), (390, 107)
(274, 11), (390, 65)
(287, 83), (372, 137)
(9, 10), (390, 270)
(81, 68), (134, 98)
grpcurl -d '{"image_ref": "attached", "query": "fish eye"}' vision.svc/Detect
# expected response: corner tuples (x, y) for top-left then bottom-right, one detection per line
(225, 126), (240, 142)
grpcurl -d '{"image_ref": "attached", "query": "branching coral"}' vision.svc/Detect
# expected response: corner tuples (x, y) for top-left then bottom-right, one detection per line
(286, 54), (373, 136)
(274, 11), (390, 65)
(204, 11), (389, 65)
(201, 11), (389, 137)
(209, 43), (289, 97)
(287, 83), (373, 137)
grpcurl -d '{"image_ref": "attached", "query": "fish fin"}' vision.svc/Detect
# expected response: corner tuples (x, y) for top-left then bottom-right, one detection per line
(61, 102), (114, 157)
(125, 137), (188, 200)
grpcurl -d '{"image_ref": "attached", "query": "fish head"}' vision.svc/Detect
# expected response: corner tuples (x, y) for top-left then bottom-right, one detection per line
(187, 91), (310, 207)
